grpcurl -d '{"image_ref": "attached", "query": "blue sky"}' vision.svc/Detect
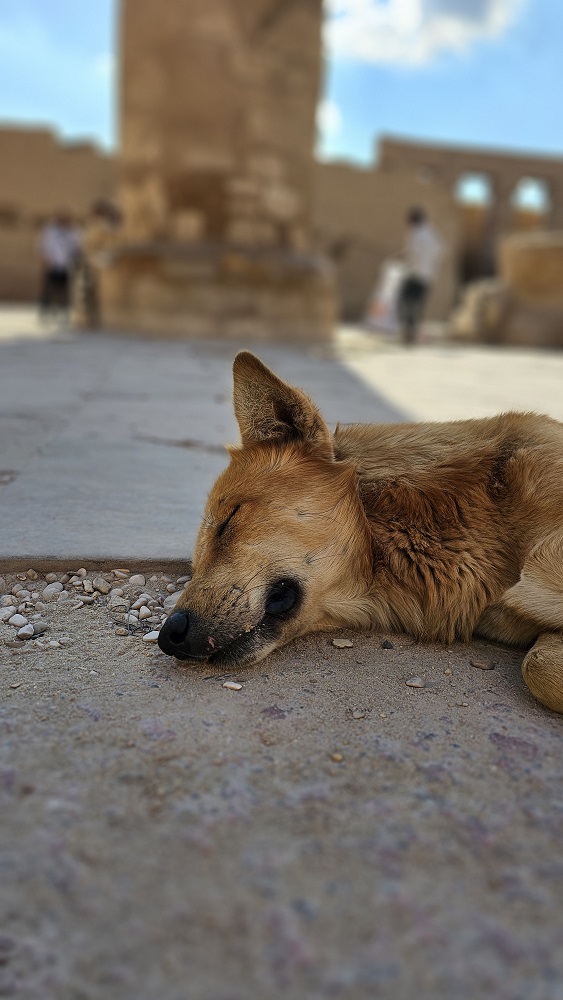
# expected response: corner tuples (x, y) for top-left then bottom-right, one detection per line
(0, 0), (562, 168)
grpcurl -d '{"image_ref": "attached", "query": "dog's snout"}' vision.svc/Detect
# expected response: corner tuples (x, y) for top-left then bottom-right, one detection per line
(158, 610), (191, 656)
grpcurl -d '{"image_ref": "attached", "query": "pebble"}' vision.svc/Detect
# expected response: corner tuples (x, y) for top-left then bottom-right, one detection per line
(351, 709), (366, 720)
(32, 622), (48, 635)
(115, 628), (129, 636)
(444, 667), (452, 676)
(138, 606), (152, 620)
(16, 573), (28, 581)
(405, 676), (425, 688)
(142, 631), (160, 643)
(0, 607), (17, 622)
(0, 576), (5, 592)
(82, 579), (94, 594)
(131, 595), (150, 610)
(35, 602), (46, 614)
(470, 658), (495, 670)
(45, 573), (58, 583)
(26, 569), (39, 580)
(93, 578), (111, 594)
(4, 640), (24, 649)
(166, 583), (177, 593)
(332, 638), (353, 648)
(58, 637), (73, 646)
(8, 614), (28, 628)
(222, 681), (243, 691)
(76, 568), (87, 578)
(78, 595), (96, 604)
(110, 588), (124, 598)
(48, 641), (61, 649)
(1, 596), (15, 607)
(177, 576), (190, 585)
(112, 569), (130, 579)
(129, 574), (146, 587)
(381, 640), (394, 649)
(330, 753), (343, 762)
(17, 624), (35, 639)
(12, 584), (24, 596)
(43, 582), (64, 601)
(57, 591), (71, 603)
(163, 591), (183, 613)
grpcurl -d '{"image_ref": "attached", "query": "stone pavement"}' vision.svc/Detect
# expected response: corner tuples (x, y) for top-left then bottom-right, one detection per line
(2, 309), (563, 569)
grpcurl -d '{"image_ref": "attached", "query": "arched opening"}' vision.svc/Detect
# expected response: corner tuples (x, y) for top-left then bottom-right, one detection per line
(454, 173), (494, 282)
(511, 177), (551, 231)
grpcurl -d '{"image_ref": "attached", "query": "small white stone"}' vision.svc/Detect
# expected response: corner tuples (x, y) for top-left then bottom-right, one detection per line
(31, 592), (39, 600)
(48, 641), (61, 648)
(8, 614), (28, 628)
(222, 681), (243, 691)
(42, 582), (64, 601)
(138, 606), (152, 620)
(332, 638), (354, 648)
(176, 576), (191, 585)
(12, 584), (24, 595)
(78, 595), (95, 604)
(405, 676), (426, 689)
(34, 602), (46, 613)
(45, 573), (58, 583)
(164, 591), (183, 613)
(166, 583), (177, 593)
(26, 569), (39, 580)
(131, 594), (151, 610)
(76, 568), (87, 578)
(1, 595), (16, 607)
(112, 569), (130, 579)
(129, 574), (146, 587)
(17, 624), (34, 638)
(57, 591), (70, 603)
(58, 637), (73, 646)
(82, 579), (94, 594)
(142, 631), (160, 643)
(93, 578), (111, 595)
(0, 607), (17, 622)
(351, 709), (366, 720)
(110, 588), (124, 598)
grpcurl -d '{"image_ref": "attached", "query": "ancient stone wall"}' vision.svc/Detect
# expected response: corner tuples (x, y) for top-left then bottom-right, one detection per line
(0, 128), (115, 300)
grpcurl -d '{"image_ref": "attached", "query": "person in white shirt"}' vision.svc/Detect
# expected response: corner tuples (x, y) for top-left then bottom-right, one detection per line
(397, 207), (443, 345)
(39, 211), (82, 321)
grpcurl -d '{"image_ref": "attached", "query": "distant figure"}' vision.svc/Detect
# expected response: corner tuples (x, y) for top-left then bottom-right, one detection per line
(397, 207), (442, 345)
(39, 211), (81, 323)
(74, 200), (121, 328)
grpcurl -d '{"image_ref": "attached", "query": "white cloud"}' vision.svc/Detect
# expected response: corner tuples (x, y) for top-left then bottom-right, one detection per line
(317, 98), (343, 136)
(324, 0), (526, 65)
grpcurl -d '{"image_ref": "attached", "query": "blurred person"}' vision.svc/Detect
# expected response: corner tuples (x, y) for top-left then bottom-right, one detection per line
(39, 210), (82, 324)
(397, 206), (443, 346)
(74, 200), (121, 328)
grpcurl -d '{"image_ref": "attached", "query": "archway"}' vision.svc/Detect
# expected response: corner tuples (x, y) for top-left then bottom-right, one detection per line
(511, 177), (551, 231)
(454, 173), (495, 281)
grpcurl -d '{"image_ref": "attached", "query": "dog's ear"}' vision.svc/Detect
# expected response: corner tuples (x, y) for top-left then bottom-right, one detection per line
(232, 352), (333, 458)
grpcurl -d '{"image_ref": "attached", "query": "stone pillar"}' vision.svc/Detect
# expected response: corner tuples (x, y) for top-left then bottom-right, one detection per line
(101, 0), (336, 340)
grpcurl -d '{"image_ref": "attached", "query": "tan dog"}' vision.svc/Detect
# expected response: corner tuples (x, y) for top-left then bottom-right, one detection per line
(158, 352), (563, 712)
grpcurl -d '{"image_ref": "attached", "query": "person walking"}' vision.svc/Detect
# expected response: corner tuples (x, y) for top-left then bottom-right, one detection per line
(39, 211), (81, 324)
(397, 207), (443, 346)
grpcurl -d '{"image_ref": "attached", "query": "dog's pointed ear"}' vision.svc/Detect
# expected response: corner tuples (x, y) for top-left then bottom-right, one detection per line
(232, 351), (333, 458)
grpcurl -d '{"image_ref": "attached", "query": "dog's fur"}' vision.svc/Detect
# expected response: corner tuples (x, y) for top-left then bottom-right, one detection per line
(158, 352), (563, 712)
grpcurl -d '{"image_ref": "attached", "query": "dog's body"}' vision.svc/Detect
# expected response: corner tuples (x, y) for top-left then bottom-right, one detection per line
(158, 352), (563, 712)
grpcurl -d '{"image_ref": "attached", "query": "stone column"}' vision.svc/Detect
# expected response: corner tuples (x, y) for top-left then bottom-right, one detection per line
(101, 0), (336, 340)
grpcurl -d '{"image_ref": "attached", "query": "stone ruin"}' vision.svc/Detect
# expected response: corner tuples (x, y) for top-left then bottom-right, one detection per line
(100, 0), (336, 340)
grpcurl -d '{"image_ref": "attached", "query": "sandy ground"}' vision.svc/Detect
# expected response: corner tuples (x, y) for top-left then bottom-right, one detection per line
(1, 567), (562, 999)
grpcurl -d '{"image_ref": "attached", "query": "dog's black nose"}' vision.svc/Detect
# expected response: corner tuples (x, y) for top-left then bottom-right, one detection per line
(158, 610), (190, 655)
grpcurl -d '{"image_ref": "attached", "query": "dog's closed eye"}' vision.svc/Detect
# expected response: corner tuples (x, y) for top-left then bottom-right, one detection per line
(217, 503), (241, 537)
